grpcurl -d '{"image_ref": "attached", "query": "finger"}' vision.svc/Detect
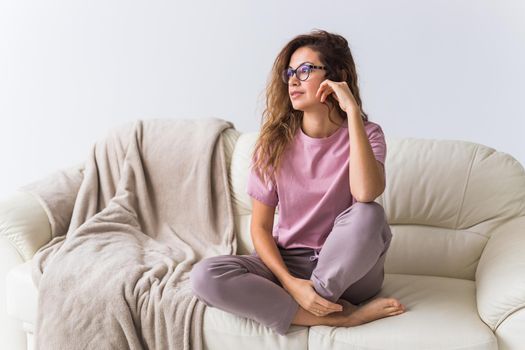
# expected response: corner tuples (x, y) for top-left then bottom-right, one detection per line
(316, 86), (325, 98)
(316, 298), (343, 311)
(319, 88), (331, 101)
(308, 282), (342, 312)
(309, 286), (343, 310)
(308, 307), (320, 315)
(320, 309), (339, 317)
(315, 307), (337, 317)
(317, 308), (335, 316)
(311, 308), (322, 316)
(311, 307), (329, 317)
(321, 91), (332, 103)
(316, 82), (331, 97)
(314, 302), (341, 316)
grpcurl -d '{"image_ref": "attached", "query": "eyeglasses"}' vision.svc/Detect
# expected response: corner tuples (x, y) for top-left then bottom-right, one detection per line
(282, 63), (327, 84)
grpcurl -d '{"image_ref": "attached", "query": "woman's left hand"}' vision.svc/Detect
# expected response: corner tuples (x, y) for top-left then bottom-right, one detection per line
(316, 79), (359, 116)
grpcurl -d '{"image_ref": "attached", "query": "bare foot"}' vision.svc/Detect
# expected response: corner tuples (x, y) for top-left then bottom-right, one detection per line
(339, 297), (405, 327)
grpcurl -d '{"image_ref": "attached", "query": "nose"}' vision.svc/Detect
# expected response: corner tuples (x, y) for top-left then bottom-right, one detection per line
(288, 75), (300, 86)
(288, 70), (300, 84)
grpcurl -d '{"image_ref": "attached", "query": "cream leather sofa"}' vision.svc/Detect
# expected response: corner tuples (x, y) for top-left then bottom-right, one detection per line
(2, 129), (525, 350)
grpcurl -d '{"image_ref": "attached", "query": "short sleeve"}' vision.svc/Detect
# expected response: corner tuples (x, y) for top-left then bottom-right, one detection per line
(367, 123), (387, 166)
(246, 161), (279, 208)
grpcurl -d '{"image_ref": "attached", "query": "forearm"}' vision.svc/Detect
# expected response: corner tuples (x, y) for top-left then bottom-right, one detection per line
(347, 111), (384, 201)
(251, 228), (296, 290)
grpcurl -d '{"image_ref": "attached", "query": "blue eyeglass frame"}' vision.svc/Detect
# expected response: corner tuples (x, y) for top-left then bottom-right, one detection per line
(283, 63), (327, 83)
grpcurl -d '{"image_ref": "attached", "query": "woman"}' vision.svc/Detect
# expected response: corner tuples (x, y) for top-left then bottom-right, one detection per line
(190, 29), (405, 336)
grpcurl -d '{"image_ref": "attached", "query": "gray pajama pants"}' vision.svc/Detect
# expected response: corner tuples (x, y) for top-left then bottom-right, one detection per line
(190, 201), (393, 336)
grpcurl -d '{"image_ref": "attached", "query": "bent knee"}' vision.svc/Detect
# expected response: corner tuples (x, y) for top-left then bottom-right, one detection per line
(190, 257), (220, 296)
(190, 260), (208, 296)
(190, 256), (245, 298)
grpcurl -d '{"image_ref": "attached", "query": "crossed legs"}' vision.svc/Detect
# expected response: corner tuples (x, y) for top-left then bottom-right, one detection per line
(190, 201), (404, 336)
(292, 201), (404, 327)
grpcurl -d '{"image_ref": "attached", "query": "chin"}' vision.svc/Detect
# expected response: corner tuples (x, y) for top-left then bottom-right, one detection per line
(292, 100), (311, 110)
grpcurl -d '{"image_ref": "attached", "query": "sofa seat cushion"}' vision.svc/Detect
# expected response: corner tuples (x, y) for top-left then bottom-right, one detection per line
(202, 306), (308, 350)
(7, 259), (308, 349)
(6, 261), (37, 326)
(309, 273), (498, 350)
(7, 263), (498, 350)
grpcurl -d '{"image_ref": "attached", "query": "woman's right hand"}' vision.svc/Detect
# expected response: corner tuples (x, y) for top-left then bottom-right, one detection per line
(283, 276), (343, 317)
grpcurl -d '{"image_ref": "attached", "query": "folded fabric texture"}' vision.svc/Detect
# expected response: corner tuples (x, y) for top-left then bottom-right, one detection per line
(18, 117), (237, 350)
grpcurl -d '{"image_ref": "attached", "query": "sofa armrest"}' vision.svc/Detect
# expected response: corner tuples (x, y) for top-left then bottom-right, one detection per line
(1, 162), (84, 349)
(475, 216), (525, 332)
(0, 191), (52, 262)
(17, 162), (84, 239)
(0, 190), (54, 350)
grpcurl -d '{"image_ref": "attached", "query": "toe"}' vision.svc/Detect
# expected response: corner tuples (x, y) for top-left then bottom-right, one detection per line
(387, 299), (400, 307)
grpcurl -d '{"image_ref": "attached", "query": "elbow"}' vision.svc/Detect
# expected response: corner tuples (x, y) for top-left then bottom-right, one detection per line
(354, 194), (376, 203)
(354, 187), (385, 203)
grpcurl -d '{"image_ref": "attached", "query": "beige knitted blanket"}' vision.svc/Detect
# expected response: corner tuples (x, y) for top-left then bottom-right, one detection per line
(19, 117), (237, 349)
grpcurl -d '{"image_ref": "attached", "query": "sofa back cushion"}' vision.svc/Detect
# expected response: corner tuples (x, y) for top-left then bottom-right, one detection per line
(228, 131), (525, 281)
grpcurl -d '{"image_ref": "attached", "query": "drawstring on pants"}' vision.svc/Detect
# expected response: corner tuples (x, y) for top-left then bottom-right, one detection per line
(309, 249), (320, 261)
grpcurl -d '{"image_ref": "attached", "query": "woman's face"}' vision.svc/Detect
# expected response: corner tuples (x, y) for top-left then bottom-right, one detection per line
(286, 46), (327, 111)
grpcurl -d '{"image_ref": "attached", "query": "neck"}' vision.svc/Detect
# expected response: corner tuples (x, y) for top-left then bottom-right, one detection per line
(301, 104), (345, 138)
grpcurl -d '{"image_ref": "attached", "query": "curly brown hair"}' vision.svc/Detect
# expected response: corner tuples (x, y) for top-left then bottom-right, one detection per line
(251, 28), (369, 189)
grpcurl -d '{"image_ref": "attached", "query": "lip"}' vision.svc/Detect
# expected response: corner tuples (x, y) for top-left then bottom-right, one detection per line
(290, 92), (304, 98)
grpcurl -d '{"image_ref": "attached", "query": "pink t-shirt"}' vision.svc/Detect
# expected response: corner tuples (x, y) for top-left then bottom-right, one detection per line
(246, 119), (386, 250)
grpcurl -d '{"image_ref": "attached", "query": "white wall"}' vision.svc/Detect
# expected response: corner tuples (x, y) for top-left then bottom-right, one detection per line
(1, 0), (524, 198)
